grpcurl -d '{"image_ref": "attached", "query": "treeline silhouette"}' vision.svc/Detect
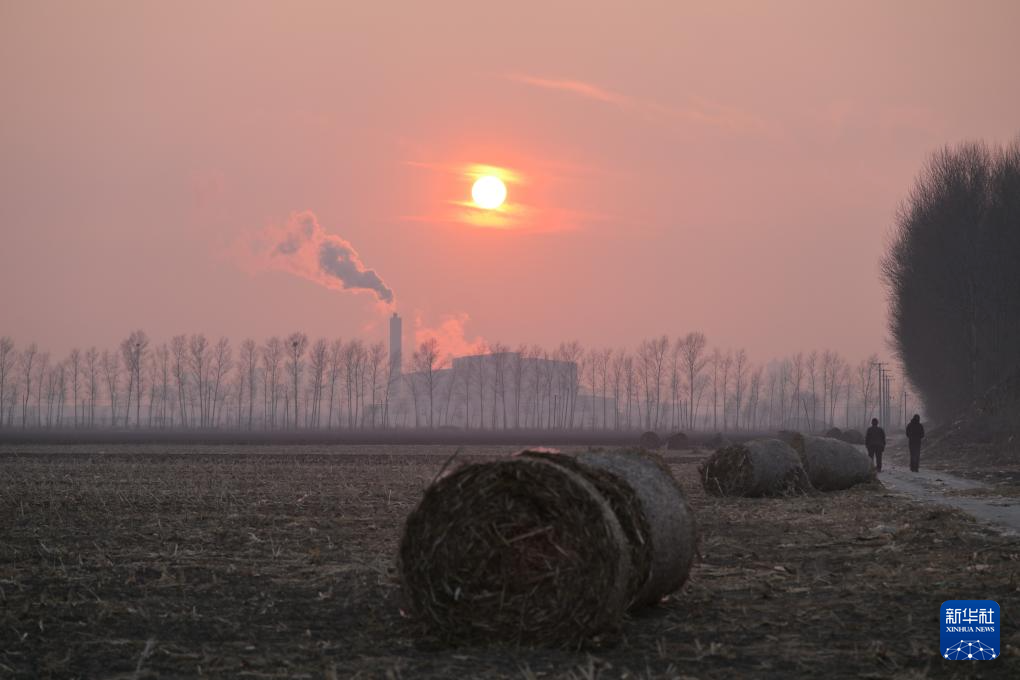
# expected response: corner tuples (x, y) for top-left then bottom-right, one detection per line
(883, 137), (1020, 422)
(0, 331), (902, 436)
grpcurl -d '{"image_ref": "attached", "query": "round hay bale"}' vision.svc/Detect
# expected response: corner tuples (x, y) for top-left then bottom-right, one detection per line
(520, 451), (653, 605)
(399, 456), (632, 645)
(576, 449), (697, 608)
(666, 432), (689, 450)
(825, 427), (843, 439)
(638, 431), (662, 449)
(841, 428), (865, 445)
(776, 429), (802, 445)
(699, 438), (813, 497)
(796, 435), (875, 491)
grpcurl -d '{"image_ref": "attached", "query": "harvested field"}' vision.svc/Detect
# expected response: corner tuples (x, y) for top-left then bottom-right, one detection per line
(2, 443), (1020, 678)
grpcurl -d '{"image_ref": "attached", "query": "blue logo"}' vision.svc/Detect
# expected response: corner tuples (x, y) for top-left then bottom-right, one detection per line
(941, 600), (999, 660)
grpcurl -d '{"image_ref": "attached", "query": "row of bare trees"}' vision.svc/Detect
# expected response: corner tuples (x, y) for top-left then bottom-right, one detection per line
(0, 332), (393, 431)
(0, 330), (900, 433)
(399, 332), (891, 433)
(0, 329), (897, 433)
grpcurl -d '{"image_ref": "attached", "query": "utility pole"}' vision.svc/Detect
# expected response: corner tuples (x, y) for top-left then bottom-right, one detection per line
(883, 372), (893, 428)
(872, 362), (886, 426)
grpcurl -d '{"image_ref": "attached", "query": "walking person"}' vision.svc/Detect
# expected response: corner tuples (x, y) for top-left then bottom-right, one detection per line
(906, 414), (925, 472)
(865, 418), (886, 472)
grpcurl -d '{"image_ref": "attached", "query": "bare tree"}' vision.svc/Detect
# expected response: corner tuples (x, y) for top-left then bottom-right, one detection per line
(368, 341), (386, 428)
(610, 349), (626, 430)
(171, 336), (190, 428)
(598, 347), (612, 431)
(240, 339), (258, 430)
(286, 332), (308, 429)
(155, 343), (171, 428)
(85, 347), (99, 427)
(788, 352), (804, 430)
(32, 352), (50, 427)
(856, 356), (878, 429)
(308, 338), (328, 428)
(0, 337), (16, 428)
(210, 337), (232, 427)
(733, 349), (747, 431)
(623, 353), (635, 430)
(806, 350), (819, 431)
(667, 343), (681, 432)
(719, 350), (733, 431)
(342, 339), (365, 428)
(20, 343), (38, 428)
(636, 336), (668, 430)
(511, 345), (527, 429)
(68, 348), (81, 428)
(490, 342), (509, 429)
(411, 338), (441, 427)
(120, 330), (149, 427)
(677, 332), (708, 431)
(747, 365), (764, 430)
(188, 334), (209, 427)
(261, 337), (283, 430)
(709, 347), (721, 432)
(326, 338), (343, 428)
(100, 350), (121, 427)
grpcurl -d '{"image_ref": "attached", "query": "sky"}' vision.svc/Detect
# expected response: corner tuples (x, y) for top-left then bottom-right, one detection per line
(2, 0), (1019, 365)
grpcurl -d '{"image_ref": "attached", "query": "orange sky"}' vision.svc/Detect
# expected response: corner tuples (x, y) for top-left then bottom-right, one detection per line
(2, 1), (1019, 364)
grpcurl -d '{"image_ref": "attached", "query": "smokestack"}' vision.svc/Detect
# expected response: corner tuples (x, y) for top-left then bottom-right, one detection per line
(389, 312), (402, 378)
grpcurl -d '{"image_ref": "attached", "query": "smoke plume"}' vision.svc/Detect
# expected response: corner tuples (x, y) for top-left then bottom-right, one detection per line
(414, 312), (487, 363)
(257, 211), (394, 304)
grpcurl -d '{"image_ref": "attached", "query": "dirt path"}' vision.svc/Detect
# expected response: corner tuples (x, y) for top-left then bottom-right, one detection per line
(878, 451), (1020, 535)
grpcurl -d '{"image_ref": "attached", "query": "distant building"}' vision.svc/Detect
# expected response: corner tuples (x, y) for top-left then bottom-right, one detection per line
(389, 349), (585, 429)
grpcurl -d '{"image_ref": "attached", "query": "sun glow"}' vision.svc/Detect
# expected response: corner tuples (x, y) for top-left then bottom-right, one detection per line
(471, 175), (507, 210)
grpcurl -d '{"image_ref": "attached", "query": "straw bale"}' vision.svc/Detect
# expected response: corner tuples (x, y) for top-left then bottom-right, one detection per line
(576, 449), (697, 608)
(699, 438), (813, 498)
(794, 435), (875, 491)
(398, 456), (632, 645)
(841, 429), (865, 445)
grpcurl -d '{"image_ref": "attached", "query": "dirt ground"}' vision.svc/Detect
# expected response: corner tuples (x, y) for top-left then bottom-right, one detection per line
(2, 443), (1019, 679)
(925, 441), (1020, 490)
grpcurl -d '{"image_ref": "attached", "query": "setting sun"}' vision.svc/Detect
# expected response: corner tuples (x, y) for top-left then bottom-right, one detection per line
(471, 175), (507, 210)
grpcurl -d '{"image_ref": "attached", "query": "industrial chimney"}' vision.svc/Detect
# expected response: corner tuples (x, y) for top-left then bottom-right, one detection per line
(389, 312), (402, 379)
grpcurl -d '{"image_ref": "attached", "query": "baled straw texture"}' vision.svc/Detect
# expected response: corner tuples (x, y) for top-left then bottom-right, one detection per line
(521, 451), (653, 604)
(576, 449), (698, 608)
(699, 438), (813, 498)
(791, 434), (875, 491)
(399, 456), (632, 645)
(841, 428), (865, 445)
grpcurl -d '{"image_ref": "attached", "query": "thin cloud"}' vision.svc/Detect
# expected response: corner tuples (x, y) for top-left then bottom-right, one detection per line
(507, 74), (632, 108)
(507, 72), (772, 136)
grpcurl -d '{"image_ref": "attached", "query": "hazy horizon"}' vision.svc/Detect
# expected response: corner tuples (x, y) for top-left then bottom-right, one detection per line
(3, 1), (1020, 365)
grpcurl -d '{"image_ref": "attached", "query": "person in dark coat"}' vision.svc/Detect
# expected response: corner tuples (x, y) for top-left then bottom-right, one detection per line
(905, 414), (925, 472)
(865, 418), (886, 472)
